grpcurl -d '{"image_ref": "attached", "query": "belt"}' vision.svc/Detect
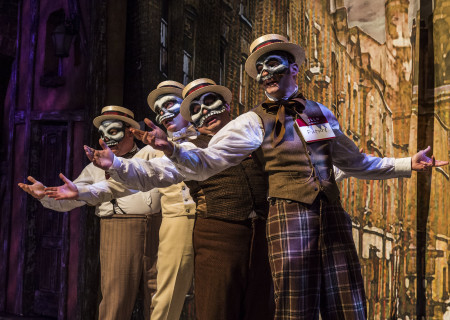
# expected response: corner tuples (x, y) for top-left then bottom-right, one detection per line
(268, 192), (329, 206)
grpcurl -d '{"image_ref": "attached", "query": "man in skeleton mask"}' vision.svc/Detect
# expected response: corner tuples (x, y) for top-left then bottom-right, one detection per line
(75, 35), (447, 320)
(19, 106), (162, 320)
(143, 81), (197, 320)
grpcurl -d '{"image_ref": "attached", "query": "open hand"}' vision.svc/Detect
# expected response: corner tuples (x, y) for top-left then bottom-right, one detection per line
(411, 146), (449, 171)
(44, 173), (79, 200)
(84, 139), (114, 170)
(130, 118), (169, 143)
(18, 176), (46, 199)
(139, 118), (174, 156)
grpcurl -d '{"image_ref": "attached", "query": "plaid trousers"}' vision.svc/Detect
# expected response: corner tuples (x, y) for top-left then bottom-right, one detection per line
(266, 196), (367, 320)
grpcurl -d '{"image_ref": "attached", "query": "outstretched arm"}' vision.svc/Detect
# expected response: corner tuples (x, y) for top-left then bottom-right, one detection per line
(320, 104), (448, 178)
(169, 112), (264, 179)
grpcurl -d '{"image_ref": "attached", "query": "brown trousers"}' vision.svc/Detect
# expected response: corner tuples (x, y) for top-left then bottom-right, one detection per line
(193, 217), (274, 320)
(98, 213), (161, 320)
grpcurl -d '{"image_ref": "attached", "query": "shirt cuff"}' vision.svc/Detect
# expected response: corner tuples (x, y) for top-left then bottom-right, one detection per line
(39, 195), (52, 205)
(77, 185), (96, 204)
(110, 155), (122, 171)
(394, 157), (412, 178)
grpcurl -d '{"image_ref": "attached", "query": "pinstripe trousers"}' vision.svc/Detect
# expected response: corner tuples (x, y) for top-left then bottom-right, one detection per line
(98, 213), (161, 320)
(266, 197), (367, 320)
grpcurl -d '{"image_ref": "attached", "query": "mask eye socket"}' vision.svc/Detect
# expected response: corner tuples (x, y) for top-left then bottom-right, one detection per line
(162, 100), (175, 109)
(108, 129), (118, 135)
(256, 63), (263, 73)
(267, 58), (281, 68)
(191, 103), (201, 114)
(203, 94), (217, 106)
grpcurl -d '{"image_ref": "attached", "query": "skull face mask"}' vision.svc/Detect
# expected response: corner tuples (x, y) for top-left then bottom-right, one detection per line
(99, 120), (126, 147)
(154, 94), (183, 125)
(255, 51), (290, 84)
(189, 92), (226, 128)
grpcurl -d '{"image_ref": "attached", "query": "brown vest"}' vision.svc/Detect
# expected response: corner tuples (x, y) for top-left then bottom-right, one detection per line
(185, 134), (269, 221)
(252, 99), (340, 204)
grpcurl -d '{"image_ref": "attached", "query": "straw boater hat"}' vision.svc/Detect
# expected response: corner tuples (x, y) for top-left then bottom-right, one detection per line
(93, 105), (140, 129)
(245, 34), (306, 79)
(180, 78), (232, 122)
(147, 80), (185, 112)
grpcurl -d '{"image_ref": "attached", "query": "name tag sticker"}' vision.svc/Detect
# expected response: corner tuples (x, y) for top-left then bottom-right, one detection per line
(294, 117), (336, 143)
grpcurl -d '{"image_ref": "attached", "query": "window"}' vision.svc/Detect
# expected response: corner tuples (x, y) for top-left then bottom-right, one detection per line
(239, 56), (247, 104)
(219, 42), (226, 85)
(160, 18), (168, 76)
(183, 51), (193, 85)
(239, 0), (252, 27)
(286, 8), (291, 39)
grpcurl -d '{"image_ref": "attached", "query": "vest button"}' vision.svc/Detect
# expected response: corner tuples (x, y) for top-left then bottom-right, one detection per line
(308, 150), (312, 155)
(314, 187), (318, 191)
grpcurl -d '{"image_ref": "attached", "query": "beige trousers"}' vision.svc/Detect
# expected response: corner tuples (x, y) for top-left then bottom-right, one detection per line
(98, 213), (161, 320)
(151, 215), (195, 320)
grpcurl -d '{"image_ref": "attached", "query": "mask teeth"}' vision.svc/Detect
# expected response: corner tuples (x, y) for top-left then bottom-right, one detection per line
(258, 73), (274, 84)
(197, 108), (226, 127)
(105, 141), (118, 147)
(157, 113), (175, 124)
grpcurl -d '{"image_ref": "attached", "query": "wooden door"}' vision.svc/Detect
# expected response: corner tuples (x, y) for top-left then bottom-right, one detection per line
(28, 122), (70, 318)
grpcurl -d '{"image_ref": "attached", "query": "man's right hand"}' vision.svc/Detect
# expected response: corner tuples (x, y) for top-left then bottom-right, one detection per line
(84, 139), (114, 170)
(18, 176), (46, 200)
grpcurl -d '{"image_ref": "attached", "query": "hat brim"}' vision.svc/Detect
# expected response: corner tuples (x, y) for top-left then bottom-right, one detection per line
(93, 115), (140, 129)
(245, 42), (306, 79)
(180, 85), (232, 123)
(147, 87), (183, 112)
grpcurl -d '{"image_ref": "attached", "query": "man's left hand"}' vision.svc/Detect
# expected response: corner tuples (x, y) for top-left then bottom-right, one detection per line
(411, 146), (449, 171)
(44, 173), (79, 200)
